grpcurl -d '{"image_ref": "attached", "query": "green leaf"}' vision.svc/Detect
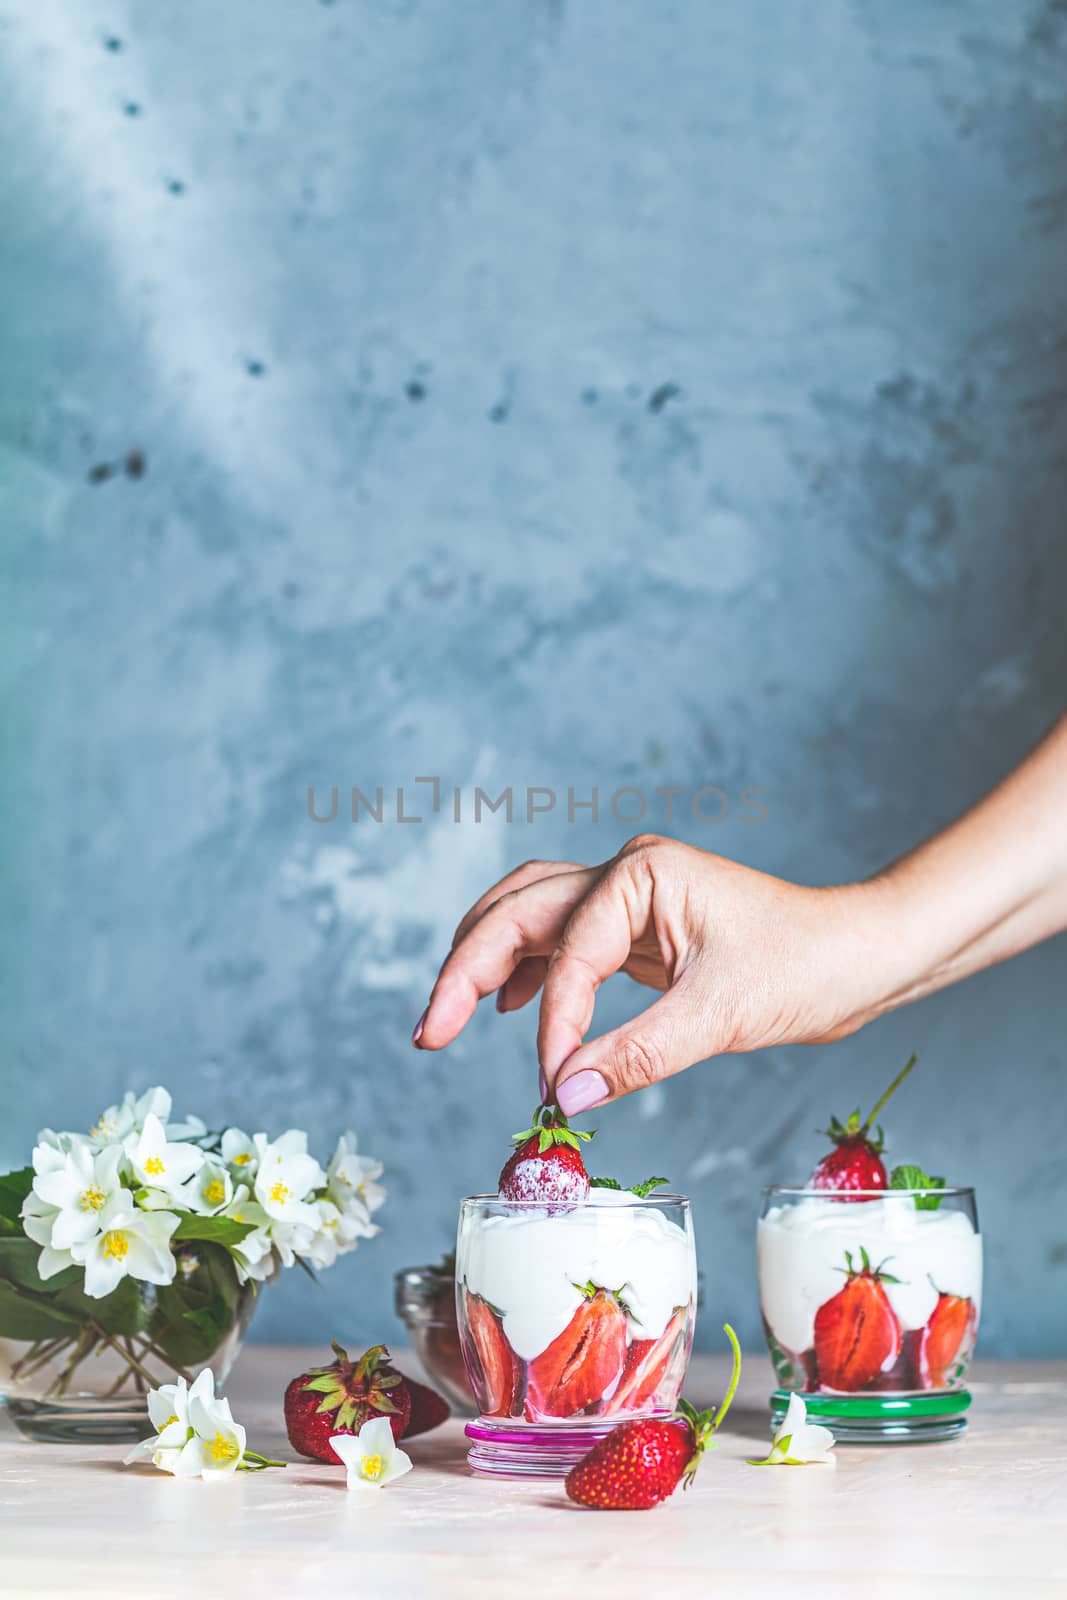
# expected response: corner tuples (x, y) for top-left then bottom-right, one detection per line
(303, 1373), (343, 1395)
(0, 1168), (34, 1225)
(0, 1281), (81, 1341)
(149, 1243), (243, 1366)
(589, 1176), (622, 1190)
(0, 1237), (84, 1293)
(54, 1275), (149, 1337)
(890, 1165), (946, 1211)
(172, 1214), (257, 1246)
(630, 1176), (670, 1199)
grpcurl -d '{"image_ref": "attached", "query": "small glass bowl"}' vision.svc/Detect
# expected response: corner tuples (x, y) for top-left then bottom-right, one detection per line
(456, 1192), (697, 1477)
(758, 1185), (981, 1442)
(394, 1260), (476, 1415)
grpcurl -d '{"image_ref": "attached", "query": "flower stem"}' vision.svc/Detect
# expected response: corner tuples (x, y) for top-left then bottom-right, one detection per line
(9, 1335), (72, 1383)
(707, 1323), (742, 1440)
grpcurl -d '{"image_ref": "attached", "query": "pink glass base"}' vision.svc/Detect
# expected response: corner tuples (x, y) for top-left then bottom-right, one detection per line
(465, 1413), (669, 1478)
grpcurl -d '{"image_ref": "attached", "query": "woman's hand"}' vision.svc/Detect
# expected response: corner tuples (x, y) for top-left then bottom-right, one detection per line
(413, 835), (903, 1114)
(412, 714), (1067, 1112)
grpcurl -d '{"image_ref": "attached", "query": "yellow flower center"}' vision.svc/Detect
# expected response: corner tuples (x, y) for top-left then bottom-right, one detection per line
(232, 1211), (244, 1223)
(361, 1453), (384, 1481)
(90, 1114), (117, 1139)
(233, 1152), (252, 1165)
(79, 1184), (107, 1212)
(209, 1431), (239, 1463)
(269, 1182), (289, 1204)
(102, 1230), (129, 1259)
(204, 1180), (226, 1206)
(144, 1155), (165, 1175)
(162, 1414), (179, 1429)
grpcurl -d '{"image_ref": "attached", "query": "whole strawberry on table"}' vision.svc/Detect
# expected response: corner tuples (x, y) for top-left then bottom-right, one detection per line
(565, 1325), (742, 1511)
(284, 1342), (450, 1464)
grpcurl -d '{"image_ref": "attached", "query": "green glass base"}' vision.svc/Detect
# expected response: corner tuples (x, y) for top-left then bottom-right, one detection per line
(770, 1388), (971, 1444)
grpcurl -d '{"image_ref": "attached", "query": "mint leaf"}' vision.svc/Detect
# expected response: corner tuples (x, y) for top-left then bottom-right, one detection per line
(629, 1176), (670, 1198)
(890, 1165), (946, 1211)
(589, 1176), (622, 1190)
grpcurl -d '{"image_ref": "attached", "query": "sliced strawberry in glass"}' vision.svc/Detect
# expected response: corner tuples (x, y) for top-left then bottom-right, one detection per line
(604, 1306), (688, 1415)
(525, 1287), (627, 1419)
(918, 1294), (976, 1389)
(812, 1248), (902, 1391)
(463, 1292), (522, 1416)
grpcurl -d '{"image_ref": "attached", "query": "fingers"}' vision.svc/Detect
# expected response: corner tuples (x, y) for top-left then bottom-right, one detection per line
(496, 956), (549, 1014)
(417, 867), (599, 1051)
(451, 860), (586, 950)
(536, 870), (644, 1089)
(553, 979), (718, 1115)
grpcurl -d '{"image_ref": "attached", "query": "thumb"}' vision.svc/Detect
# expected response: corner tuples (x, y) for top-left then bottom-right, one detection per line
(554, 980), (716, 1115)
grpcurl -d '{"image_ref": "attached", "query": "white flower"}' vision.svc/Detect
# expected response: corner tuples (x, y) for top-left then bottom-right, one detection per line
(305, 1198), (346, 1270)
(24, 1141), (126, 1261)
(181, 1159), (233, 1216)
(124, 1371), (202, 1466)
(330, 1417), (412, 1493)
(253, 1131), (323, 1229)
(87, 1087), (172, 1149)
(125, 1368), (282, 1480)
(220, 1189), (275, 1283)
(70, 1191), (179, 1298)
(126, 1113), (204, 1199)
(327, 1133), (386, 1218)
(221, 1127), (259, 1176)
(748, 1393), (837, 1468)
(165, 1112), (208, 1141)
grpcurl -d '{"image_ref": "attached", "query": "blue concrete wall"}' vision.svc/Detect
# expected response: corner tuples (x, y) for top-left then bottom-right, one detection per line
(1, 0), (1065, 1357)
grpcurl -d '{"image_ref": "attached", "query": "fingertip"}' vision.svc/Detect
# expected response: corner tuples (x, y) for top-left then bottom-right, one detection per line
(556, 1068), (610, 1116)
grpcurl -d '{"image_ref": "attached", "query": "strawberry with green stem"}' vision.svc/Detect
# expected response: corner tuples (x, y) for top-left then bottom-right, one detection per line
(812, 1247), (903, 1390)
(284, 1343), (411, 1464)
(565, 1324), (742, 1511)
(498, 1104), (594, 1203)
(810, 1054), (918, 1200)
(525, 1282), (628, 1419)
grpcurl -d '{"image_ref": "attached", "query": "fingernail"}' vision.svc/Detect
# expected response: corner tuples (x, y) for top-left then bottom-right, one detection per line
(538, 1067), (549, 1103)
(495, 987), (507, 1014)
(412, 1009), (427, 1047)
(557, 1069), (609, 1116)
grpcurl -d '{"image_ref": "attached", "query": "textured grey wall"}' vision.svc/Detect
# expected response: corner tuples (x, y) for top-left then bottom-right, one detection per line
(1, 1), (1065, 1359)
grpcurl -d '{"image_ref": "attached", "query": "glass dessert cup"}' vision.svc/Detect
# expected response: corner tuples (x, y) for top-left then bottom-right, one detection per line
(456, 1192), (697, 1477)
(758, 1186), (981, 1443)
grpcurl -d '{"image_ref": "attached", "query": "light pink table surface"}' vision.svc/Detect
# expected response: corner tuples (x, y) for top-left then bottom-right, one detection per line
(2, 1348), (1064, 1599)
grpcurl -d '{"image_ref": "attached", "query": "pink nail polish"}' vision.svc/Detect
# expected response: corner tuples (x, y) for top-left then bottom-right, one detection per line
(557, 1069), (609, 1115)
(538, 1067), (549, 1103)
(412, 1009), (427, 1047)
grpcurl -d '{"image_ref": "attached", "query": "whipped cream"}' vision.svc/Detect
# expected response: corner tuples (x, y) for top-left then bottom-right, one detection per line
(461, 1191), (696, 1362)
(758, 1196), (982, 1356)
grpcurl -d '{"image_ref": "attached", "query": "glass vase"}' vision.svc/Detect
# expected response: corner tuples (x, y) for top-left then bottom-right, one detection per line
(0, 1237), (258, 1443)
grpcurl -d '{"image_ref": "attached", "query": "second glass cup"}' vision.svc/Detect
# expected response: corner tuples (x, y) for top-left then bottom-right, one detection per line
(456, 1191), (697, 1476)
(758, 1185), (982, 1441)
